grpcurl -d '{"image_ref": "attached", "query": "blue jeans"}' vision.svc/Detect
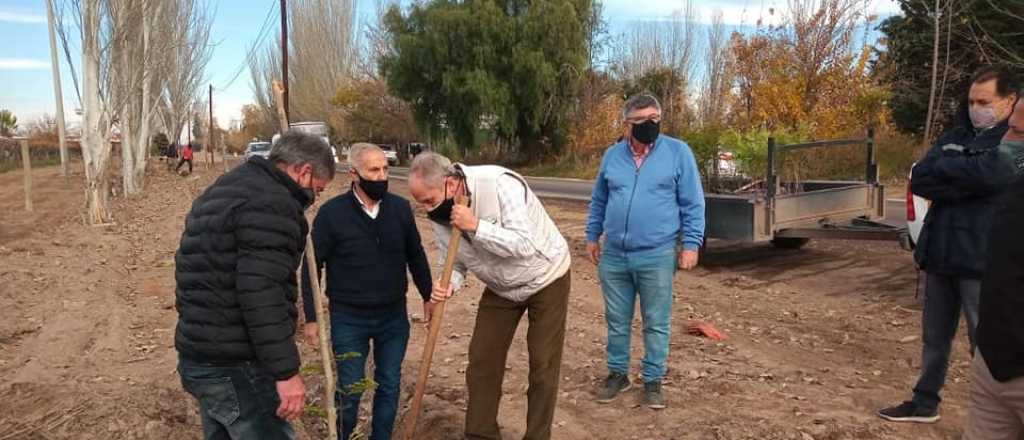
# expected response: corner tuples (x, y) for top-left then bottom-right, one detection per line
(598, 248), (676, 383)
(911, 273), (981, 410)
(178, 358), (294, 440)
(331, 306), (410, 440)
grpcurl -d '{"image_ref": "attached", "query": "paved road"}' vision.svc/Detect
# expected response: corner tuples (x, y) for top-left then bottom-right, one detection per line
(384, 166), (907, 225)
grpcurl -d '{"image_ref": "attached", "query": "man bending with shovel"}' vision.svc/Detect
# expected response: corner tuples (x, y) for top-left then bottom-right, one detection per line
(408, 152), (571, 440)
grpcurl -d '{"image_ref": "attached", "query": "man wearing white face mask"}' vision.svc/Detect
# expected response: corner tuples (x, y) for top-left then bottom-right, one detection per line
(879, 66), (1020, 424)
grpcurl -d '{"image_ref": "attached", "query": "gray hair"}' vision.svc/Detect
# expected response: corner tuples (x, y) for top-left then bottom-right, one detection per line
(347, 142), (384, 172)
(409, 151), (455, 188)
(269, 131), (336, 180)
(622, 94), (662, 120)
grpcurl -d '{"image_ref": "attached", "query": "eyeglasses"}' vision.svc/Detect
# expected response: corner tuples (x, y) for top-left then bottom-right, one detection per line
(626, 115), (662, 124)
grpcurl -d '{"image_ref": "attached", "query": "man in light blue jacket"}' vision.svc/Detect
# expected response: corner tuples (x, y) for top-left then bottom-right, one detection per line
(585, 94), (706, 409)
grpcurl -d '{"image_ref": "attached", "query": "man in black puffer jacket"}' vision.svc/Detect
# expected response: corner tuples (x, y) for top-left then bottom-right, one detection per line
(879, 66), (1020, 424)
(175, 131), (335, 440)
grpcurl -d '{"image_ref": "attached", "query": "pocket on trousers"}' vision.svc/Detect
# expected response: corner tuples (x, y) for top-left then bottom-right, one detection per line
(185, 376), (241, 426)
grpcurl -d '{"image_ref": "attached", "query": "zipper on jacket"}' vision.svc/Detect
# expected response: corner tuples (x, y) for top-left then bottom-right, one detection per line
(618, 167), (634, 250)
(621, 148), (650, 251)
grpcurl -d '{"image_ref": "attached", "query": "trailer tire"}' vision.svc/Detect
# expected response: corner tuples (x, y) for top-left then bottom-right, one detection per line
(771, 237), (810, 250)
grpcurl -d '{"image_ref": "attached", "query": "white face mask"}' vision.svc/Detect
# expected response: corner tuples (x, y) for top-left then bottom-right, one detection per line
(970, 105), (999, 130)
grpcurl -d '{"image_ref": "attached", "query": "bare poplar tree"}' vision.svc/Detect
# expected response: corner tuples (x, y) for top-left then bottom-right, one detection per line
(111, 0), (177, 195)
(158, 0), (212, 145)
(698, 9), (734, 128)
(73, 0), (114, 223)
(248, 0), (358, 127)
(608, 0), (698, 129)
(249, 43), (282, 135)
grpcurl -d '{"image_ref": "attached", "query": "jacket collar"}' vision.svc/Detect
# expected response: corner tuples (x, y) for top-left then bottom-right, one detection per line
(248, 156), (312, 207)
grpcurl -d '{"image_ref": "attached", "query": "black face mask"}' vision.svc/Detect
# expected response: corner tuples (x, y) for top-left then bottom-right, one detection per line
(427, 180), (458, 224)
(631, 119), (660, 145)
(301, 188), (315, 209)
(356, 172), (388, 201)
(427, 197), (455, 224)
(300, 173), (316, 209)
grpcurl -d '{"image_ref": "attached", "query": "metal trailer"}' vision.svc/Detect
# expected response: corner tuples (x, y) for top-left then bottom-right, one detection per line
(705, 131), (908, 249)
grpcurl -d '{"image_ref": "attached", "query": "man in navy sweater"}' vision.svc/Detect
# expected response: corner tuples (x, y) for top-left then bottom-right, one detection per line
(302, 143), (432, 440)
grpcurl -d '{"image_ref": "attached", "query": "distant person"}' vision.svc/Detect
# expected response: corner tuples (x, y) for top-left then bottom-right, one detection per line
(301, 143), (432, 440)
(174, 132), (335, 439)
(963, 98), (1024, 440)
(585, 94), (706, 409)
(878, 66), (1020, 424)
(165, 142), (179, 170)
(176, 143), (194, 175)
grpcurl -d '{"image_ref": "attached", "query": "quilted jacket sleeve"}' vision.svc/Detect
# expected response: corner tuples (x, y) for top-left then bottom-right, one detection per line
(234, 196), (304, 380)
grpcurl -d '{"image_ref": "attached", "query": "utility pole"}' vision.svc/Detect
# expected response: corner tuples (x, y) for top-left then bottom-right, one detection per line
(208, 84), (214, 169)
(45, 0), (69, 179)
(280, 0), (290, 122)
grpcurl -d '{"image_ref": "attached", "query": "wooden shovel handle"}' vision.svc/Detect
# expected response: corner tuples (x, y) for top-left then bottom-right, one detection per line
(405, 195), (468, 439)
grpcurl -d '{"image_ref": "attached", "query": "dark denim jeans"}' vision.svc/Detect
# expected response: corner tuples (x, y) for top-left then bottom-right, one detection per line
(911, 272), (981, 410)
(178, 357), (294, 440)
(331, 306), (410, 440)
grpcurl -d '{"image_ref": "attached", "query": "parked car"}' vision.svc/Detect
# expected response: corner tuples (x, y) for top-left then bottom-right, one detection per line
(706, 150), (741, 177)
(409, 142), (430, 157)
(379, 144), (399, 166)
(272, 121), (338, 163)
(244, 141), (272, 160)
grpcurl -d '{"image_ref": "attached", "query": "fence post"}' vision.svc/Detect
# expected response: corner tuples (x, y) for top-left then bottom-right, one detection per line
(20, 140), (33, 212)
(865, 128), (877, 185)
(766, 137), (777, 200)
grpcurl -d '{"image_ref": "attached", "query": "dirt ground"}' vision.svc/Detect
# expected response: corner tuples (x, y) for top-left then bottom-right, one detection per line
(0, 160), (974, 439)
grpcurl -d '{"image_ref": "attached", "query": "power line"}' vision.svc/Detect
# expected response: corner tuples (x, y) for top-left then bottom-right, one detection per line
(214, 0), (280, 91)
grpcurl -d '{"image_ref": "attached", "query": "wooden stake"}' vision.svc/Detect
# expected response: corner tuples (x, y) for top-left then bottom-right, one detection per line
(273, 77), (337, 439)
(20, 140), (32, 212)
(273, 80), (289, 134)
(304, 237), (338, 440)
(404, 196), (468, 439)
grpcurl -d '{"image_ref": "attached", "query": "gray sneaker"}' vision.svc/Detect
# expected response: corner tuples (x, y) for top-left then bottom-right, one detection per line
(596, 372), (631, 403)
(644, 381), (666, 410)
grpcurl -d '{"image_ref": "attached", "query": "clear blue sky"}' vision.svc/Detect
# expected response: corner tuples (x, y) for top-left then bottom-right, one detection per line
(0, 0), (900, 131)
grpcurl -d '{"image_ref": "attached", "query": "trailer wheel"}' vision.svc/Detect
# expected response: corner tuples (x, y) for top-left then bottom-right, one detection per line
(771, 237), (810, 249)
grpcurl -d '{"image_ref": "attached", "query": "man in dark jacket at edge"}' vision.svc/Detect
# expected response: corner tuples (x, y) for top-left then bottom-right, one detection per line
(175, 131), (335, 439)
(301, 143), (433, 440)
(878, 66), (1020, 423)
(963, 98), (1024, 439)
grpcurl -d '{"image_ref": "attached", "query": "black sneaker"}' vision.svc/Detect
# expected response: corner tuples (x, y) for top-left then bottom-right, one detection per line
(596, 372), (631, 403)
(877, 401), (940, 423)
(644, 381), (666, 410)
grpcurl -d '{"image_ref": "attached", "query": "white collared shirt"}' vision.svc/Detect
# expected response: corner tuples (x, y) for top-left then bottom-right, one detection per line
(353, 189), (380, 219)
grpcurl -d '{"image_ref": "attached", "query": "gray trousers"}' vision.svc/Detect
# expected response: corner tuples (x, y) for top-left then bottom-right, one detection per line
(964, 352), (1024, 440)
(911, 272), (981, 410)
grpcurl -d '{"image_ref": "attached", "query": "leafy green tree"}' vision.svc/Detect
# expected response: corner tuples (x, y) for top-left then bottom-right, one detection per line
(381, 0), (593, 160)
(876, 0), (1024, 136)
(0, 109), (18, 137)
